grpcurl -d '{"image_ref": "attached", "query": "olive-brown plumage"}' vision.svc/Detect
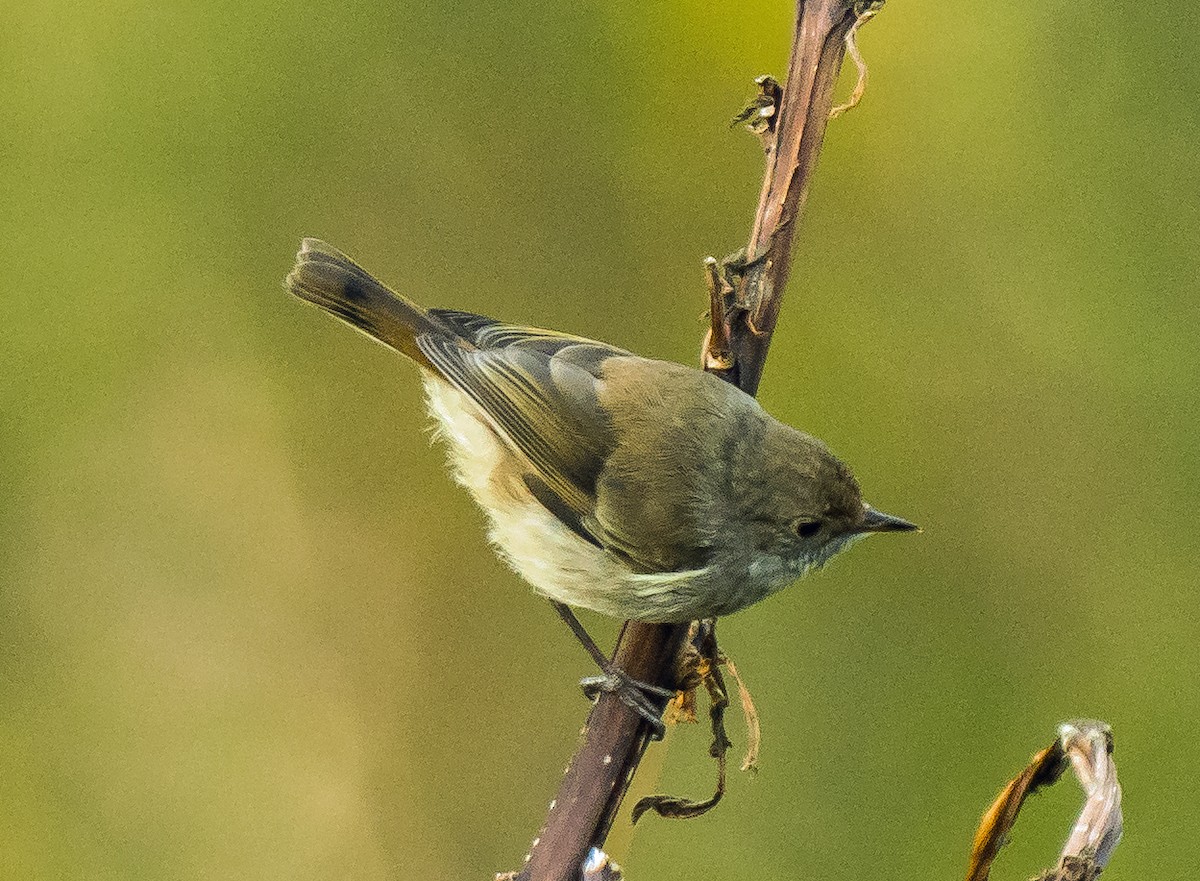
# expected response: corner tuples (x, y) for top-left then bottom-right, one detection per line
(286, 238), (916, 623)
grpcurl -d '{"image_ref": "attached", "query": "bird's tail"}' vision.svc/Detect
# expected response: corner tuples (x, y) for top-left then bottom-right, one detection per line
(285, 238), (456, 366)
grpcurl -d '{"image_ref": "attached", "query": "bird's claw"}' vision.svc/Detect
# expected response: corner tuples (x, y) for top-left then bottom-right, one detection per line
(579, 668), (673, 740)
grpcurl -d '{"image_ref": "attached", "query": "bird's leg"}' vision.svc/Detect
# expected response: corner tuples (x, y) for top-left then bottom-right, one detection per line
(552, 601), (675, 740)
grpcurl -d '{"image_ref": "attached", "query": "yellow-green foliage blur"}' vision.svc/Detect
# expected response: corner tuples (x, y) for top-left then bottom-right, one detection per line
(3, 2), (1197, 879)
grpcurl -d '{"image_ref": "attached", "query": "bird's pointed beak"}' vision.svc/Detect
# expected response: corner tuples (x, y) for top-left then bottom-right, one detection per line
(859, 505), (920, 534)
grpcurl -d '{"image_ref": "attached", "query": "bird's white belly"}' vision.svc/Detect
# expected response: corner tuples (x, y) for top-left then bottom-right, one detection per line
(423, 375), (698, 619)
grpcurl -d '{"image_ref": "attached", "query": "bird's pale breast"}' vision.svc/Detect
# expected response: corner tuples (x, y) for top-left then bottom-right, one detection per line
(421, 374), (717, 621)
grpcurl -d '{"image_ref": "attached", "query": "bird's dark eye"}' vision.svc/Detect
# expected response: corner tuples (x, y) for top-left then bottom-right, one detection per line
(795, 520), (821, 538)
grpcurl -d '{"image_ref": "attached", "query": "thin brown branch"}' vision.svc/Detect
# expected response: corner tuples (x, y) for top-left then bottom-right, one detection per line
(508, 2), (864, 879)
(511, 622), (690, 880)
(705, 0), (862, 396)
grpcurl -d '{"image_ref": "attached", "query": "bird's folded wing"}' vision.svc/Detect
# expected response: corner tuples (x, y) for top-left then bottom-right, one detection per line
(417, 313), (714, 575)
(415, 328), (621, 523)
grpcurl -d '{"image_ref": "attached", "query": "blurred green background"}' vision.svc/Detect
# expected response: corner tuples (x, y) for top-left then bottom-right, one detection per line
(3, 1), (1197, 879)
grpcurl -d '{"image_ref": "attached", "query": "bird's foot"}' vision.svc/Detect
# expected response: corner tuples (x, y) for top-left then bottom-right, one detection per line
(579, 666), (675, 741)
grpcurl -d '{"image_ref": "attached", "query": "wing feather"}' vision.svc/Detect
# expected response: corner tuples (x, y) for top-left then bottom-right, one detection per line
(417, 317), (712, 574)
(416, 333), (619, 518)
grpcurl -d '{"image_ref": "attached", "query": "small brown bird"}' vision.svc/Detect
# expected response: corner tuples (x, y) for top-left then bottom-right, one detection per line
(287, 238), (916, 729)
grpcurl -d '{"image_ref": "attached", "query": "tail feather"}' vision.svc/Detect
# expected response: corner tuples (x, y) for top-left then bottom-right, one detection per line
(285, 238), (462, 365)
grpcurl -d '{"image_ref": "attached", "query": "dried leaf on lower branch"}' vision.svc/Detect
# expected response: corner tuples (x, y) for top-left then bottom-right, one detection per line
(630, 753), (726, 824)
(632, 621), (752, 823)
(720, 655), (761, 772)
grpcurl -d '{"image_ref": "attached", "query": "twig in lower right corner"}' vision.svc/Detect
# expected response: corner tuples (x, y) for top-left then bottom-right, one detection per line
(965, 720), (1123, 881)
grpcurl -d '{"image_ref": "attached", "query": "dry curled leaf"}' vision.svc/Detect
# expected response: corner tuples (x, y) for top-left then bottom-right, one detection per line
(720, 654), (761, 772)
(633, 621), (736, 823)
(830, 1), (884, 119)
(965, 721), (1122, 881)
(966, 740), (1067, 881)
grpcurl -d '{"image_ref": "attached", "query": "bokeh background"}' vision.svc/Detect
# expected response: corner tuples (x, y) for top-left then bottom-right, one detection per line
(3, 2), (1198, 879)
